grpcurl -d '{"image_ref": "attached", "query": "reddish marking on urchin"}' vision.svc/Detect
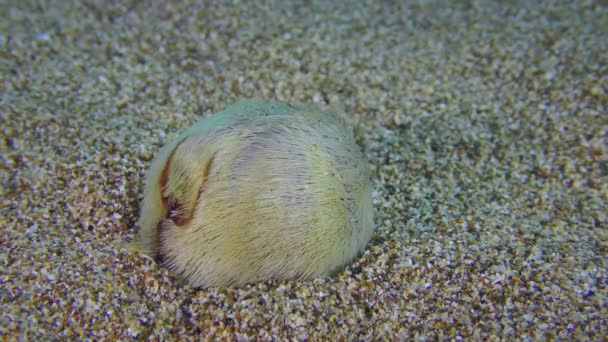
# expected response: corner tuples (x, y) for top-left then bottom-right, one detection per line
(159, 139), (215, 228)
(159, 139), (191, 227)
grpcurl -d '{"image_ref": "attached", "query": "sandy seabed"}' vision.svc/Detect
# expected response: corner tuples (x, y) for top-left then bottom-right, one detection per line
(1, 0), (607, 340)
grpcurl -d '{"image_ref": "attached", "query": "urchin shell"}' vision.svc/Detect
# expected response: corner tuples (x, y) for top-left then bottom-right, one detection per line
(133, 100), (374, 288)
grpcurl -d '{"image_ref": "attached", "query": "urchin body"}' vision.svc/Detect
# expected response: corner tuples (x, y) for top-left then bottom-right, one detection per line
(134, 100), (374, 288)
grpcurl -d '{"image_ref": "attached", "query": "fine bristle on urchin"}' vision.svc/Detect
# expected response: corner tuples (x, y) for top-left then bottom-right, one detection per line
(134, 100), (374, 288)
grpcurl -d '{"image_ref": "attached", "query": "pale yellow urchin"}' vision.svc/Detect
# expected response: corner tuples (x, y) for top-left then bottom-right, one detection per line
(132, 100), (374, 288)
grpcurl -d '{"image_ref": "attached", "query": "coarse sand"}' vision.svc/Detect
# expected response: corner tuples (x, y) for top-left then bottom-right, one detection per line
(1, 0), (607, 340)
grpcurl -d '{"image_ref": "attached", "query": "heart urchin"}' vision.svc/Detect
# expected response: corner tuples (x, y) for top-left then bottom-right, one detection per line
(132, 100), (374, 288)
